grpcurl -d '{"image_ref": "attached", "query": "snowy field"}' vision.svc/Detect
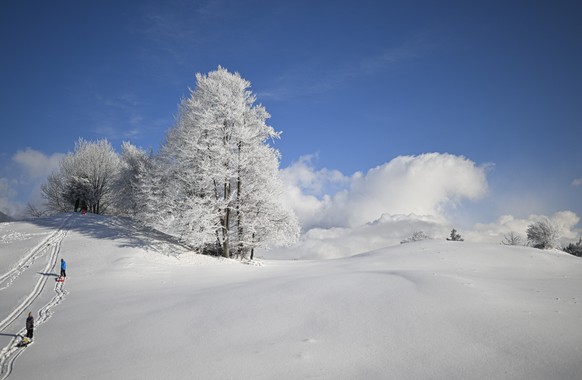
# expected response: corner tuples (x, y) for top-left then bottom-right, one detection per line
(1, 213), (581, 379)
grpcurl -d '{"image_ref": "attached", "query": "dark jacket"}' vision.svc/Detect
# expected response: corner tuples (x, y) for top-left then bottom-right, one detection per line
(26, 316), (34, 330)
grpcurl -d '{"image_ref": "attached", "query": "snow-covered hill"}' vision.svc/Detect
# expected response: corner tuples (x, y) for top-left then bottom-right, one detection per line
(1, 213), (581, 379)
(0, 212), (11, 223)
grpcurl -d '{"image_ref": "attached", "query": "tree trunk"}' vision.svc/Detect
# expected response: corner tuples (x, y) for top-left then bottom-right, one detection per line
(221, 181), (231, 258)
(222, 207), (230, 258)
(236, 141), (243, 257)
(250, 233), (256, 260)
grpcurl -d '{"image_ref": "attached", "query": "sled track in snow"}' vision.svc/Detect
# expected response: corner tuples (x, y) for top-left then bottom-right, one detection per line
(0, 282), (69, 380)
(0, 219), (69, 291)
(0, 217), (71, 379)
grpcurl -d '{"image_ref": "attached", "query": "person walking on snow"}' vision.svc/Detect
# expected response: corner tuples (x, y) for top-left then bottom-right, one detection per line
(26, 312), (34, 341)
(60, 258), (67, 278)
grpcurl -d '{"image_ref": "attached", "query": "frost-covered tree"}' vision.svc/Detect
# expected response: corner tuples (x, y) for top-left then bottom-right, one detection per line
(113, 142), (152, 217)
(154, 67), (299, 257)
(141, 150), (220, 251)
(446, 228), (464, 241)
(527, 219), (560, 249)
(42, 170), (70, 213)
(401, 231), (431, 244)
(501, 231), (523, 246)
(26, 202), (49, 218)
(234, 143), (300, 259)
(41, 138), (120, 214)
(563, 238), (582, 257)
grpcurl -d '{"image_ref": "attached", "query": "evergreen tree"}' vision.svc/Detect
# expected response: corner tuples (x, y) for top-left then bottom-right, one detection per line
(446, 228), (464, 241)
(563, 238), (582, 257)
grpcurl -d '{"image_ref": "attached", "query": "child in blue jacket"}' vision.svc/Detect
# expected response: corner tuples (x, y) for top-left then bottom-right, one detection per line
(60, 259), (67, 278)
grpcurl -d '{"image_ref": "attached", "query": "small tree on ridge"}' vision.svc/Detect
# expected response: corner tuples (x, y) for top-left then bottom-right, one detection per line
(447, 228), (464, 241)
(526, 218), (560, 249)
(502, 231), (523, 246)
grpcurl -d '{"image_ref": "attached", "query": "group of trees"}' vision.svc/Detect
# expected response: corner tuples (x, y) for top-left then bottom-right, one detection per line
(503, 218), (581, 258)
(400, 230), (431, 244)
(42, 139), (120, 215)
(34, 66), (581, 261)
(399, 228), (462, 244)
(501, 219), (561, 249)
(400, 223), (580, 258)
(40, 67), (300, 259)
(563, 238), (582, 257)
(420, 220), (579, 259)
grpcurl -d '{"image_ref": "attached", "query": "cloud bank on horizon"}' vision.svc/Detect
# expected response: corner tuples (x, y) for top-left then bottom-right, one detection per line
(282, 152), (489, 229)
(269, 152), (581, 259)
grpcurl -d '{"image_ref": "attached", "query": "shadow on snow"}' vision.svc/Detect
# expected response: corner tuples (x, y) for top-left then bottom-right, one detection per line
(23, 212), (193, 257)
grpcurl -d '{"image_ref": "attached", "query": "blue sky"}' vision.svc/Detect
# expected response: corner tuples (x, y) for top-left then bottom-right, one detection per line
(1, 1), (581, 245)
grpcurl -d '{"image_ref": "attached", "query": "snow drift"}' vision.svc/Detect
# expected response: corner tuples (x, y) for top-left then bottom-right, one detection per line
(1, 213), (581, 379)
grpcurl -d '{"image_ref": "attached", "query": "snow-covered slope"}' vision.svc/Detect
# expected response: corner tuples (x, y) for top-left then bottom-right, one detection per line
(0, 212), (11, 223)
(1, 213), (581, 379)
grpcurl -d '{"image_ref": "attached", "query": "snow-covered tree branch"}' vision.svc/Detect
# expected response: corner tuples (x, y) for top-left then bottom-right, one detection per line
(146, 67), (299, 257)
(41, 138), (120, 214)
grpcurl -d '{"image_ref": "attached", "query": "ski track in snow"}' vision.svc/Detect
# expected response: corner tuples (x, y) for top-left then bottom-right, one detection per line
(0, 217), (71, 379)
(0, 224), (66, 290)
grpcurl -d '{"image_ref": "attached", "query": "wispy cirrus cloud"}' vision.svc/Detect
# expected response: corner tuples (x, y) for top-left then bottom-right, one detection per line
(310, 34), (435, 94)
(81, 89), (158, 142)
(260, 34), (436, 101)
(134, 0), (230, 63)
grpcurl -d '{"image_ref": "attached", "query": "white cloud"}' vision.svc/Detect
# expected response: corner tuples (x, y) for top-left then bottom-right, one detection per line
(335, 153), (489, 227)
(0, 178), (20, 216)
(572, 178), (582, 187)
(0, 149), (65, 217)
(469, 211), (581, 244)
(273, 153), (582, 260)
(280, 154), (349, 229)
(281, 153), (489, 230)
(0, 178), (17, 199)
(271, 153), (491, 259)
(12, 148), (63, 179)
(280, 154), (348, 195)
(266, 208), (582, 260)
(265, 213), (448, 260)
